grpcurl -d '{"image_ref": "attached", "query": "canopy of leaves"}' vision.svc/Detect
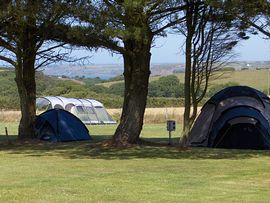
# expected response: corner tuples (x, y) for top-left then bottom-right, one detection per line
(0, 0), (81, 68)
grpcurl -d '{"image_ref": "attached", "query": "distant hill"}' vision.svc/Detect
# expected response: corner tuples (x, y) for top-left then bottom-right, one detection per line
(41, 61), (270, 79)
(41, 63), (185, 79)
(100, 69), (270, 92)
(4, 61), (269, 79)
(227, 61), (270, 70)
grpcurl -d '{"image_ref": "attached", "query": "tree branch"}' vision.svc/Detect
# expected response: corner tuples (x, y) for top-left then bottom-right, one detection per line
(0, 38), (16, 53)
(36, 42), (66, 55)
(0, 55), (16, 66)
(152, 16), (186, 35)
(238, 15), (270, 38)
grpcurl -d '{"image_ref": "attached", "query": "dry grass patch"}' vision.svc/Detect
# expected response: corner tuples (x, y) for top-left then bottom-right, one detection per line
(0, 110), (21, 122)
(108, 107), (200, 124)
(59, 77), (86, 85)
(1, 107), (200, 124)
(97, 80), (123, 87)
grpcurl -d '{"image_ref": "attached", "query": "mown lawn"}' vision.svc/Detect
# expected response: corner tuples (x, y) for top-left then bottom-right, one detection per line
(0, 122), (270, 202)
(0, 122), (180, 144)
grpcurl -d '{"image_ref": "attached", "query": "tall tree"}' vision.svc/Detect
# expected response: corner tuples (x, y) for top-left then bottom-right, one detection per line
(0, 0), (72, 139)
(178, 1), (239, 145)
(221, 0), (270, 38)
(51, 0), (187, 145)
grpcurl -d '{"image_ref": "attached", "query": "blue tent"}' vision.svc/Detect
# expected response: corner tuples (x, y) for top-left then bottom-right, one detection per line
(187, 86), (270, 150)
(208, 106), (270, 149)
(35, 109), (91, 142)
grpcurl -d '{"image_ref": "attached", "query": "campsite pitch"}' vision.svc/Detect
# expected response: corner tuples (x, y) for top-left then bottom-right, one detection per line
(0, 123), (270, 202)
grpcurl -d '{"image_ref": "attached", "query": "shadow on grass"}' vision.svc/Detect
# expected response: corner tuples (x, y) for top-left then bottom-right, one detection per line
(0, 134), (270, 160)
(142, 137), (179, 145)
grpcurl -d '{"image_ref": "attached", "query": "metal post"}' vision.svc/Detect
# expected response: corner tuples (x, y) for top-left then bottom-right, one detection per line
(168, 131), (172, 145)
(167, 120), (176, 145)
(5, 127), (11, 144)
(5, 127), (8, 136)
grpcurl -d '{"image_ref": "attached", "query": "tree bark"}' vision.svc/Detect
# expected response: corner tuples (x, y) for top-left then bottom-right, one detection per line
(181, 5), (194, 146)
(15, 20), (37, 140)
(15, 61), (36, 140)
(112, 41), (152, 145)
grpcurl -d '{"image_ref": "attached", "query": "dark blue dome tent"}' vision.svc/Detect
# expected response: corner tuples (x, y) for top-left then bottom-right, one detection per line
(187, 86), (270, 150)
(35, 109), (91, 142)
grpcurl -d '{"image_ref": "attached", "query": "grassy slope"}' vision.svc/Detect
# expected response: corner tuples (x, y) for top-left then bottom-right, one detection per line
(0, 123), (270, 202)
(174, 69), (270, 91)
(207, 69), (269, 90)
(179, 69), (270, 91)
(98, 80), (123, 87)
(101, 69), (270, 91)
(98, 75), (160, 88)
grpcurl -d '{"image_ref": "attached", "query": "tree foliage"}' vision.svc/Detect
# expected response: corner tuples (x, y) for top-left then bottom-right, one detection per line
(88, 75), (185, 98)
(209, 0), (270, 38)
(0, 0), (266, 143)
(148, 75), (184, 98)
(50, 0), (189, 145)
(0, 0), (78, 139)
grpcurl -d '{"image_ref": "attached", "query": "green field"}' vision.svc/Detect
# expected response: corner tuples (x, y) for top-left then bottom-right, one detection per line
(169, 69), (270, 91)
(205, 69), (270, 91)
(101, 69), (270, 92)
(0, 123), (270, 202)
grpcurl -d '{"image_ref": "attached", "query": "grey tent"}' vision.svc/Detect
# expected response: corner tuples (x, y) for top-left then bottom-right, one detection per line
(187, 86), (270, 150)
(36, 96), (116, 125)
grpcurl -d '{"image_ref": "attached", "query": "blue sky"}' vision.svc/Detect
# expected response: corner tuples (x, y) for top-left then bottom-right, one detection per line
(74, 33), (270, 64)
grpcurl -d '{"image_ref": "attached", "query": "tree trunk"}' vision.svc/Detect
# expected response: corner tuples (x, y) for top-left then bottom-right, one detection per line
(15, 21), (37, 140)
(182, 42), (192, 145)
(112, 43), (151, 145)
(15, 57), (36, 140)
(181, 5), (194, 146)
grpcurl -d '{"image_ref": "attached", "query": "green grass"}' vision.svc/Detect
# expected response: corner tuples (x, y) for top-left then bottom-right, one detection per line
(170, 69), (270, 91)
(175, 69), (270, 91)
(0, 123), (180, 144)
(100, 70), (270, 92)
(0, 122), (270, 202)
(208, 69), (270, 91)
